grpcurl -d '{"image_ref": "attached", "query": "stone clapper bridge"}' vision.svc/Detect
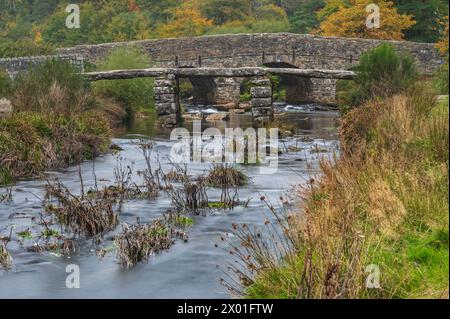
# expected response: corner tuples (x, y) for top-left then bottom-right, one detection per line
(1, 33), (442, 126)
(84, 66), (355, 126)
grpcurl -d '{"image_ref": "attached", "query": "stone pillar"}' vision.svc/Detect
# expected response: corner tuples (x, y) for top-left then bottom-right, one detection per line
(154, 74), (180, 127)
(309, 78), (337, 105)
(213, 77), (242, 108)
(250, 77), (273, 126)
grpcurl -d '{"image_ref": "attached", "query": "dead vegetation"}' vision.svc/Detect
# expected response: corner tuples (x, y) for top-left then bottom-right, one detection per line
(0, 186), (12, 202)
(44, 179), (118, 237)
(0, 227), (13, 270)
(115, 219), (173, 268)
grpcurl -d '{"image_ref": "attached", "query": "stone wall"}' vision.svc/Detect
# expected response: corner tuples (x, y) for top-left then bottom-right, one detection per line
(0, 54), (84, 78)
(56, 33), (443, 75)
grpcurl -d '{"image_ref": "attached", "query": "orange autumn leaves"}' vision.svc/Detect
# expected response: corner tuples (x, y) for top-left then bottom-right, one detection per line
(156, 7), (213, 38)
(316, 0), (416, 40)
(436, 16), (449, 55)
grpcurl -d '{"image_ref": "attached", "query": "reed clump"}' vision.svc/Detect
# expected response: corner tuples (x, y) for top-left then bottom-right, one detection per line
(206, 164), (248, 188)
(0, 242), (12, 270)
(45, 179), (118, 237)
(115, 219), (173, 268)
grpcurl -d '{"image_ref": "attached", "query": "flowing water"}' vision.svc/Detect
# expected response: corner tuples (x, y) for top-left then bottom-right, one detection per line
(0, 107), (339, 298)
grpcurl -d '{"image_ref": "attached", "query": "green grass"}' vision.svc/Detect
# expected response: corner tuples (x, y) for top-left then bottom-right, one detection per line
(244, 89), (449, 299)
(0, 111), (110, 185)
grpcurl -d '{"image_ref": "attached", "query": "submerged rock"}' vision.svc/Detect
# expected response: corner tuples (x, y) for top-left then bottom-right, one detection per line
(205, 112), (229, 122)
(182, 113), (203, 121)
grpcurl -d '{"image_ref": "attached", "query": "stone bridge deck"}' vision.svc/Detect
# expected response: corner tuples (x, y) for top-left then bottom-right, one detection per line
(83, 67), (355, 81)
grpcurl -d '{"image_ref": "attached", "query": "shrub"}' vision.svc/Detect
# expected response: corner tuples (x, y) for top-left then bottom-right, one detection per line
(0, 111), (110, 184)
(11, 59), (91, 114)
(350, 43), (418, 105)
(0, 38), (54, 58)
(93, 47), (154, 120)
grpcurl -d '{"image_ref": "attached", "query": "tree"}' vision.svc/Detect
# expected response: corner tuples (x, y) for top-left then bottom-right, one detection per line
(155, 7), (213, 38)
(201, 0), (252, 25)
(290, 0), (325, 33)
(106, 12), (151, 42)
(254, 3), (288, 21)
(394, 0), (448, 43)
(436, 15), (449, 56)
(316, 0), (416, 40)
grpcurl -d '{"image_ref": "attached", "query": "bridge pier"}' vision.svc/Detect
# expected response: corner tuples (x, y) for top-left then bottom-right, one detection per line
(309, 78), (337, 105)
(154, 74), (180, 127)
(213, 77), (242, 107)
(250, 77), (273, 126)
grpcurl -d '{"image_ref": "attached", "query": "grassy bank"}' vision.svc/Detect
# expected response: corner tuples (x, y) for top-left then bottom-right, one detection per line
(225, 44), (449, 299)
(0, 60), (111, 185)
(242, 86), (448, 299)
(0, 111), (110, 185)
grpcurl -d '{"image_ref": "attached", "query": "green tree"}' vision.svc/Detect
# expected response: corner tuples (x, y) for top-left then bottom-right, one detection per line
(201, 0), (252, 24)
(93, 47), (154, 120)
(289, 0), (325, 33)
(394, 0), (449, 43)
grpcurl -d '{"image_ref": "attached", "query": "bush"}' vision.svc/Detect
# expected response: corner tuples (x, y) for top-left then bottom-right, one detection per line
(11, 59), (91, 114)
(0, 111), (110, 184)
(93, 47), (154, 120)
(0, 38), (54, 58)
(350, 43), (418, 105)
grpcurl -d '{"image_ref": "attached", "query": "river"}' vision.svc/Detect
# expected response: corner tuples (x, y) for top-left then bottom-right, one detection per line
(0, 107), (339, 298)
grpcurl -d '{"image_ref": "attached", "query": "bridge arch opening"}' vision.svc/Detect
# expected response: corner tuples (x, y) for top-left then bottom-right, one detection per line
(263, 62), (314, 105)
(176, 66), (218, 107)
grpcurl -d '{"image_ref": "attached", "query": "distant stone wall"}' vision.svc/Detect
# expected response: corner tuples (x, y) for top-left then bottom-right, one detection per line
(0, 54), (84, 78)
(57, 33), (443, 75)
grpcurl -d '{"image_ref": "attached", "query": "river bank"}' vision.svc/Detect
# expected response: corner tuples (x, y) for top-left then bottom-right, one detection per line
(242, 89), (449, 298)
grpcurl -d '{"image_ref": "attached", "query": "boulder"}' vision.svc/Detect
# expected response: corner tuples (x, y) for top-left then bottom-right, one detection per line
(182, 113), (203, 121)
(217, 102), (237, 110)
(205, 112), (229, 122)
(239, 102), (252, 110)
(157, 114), (178, 127)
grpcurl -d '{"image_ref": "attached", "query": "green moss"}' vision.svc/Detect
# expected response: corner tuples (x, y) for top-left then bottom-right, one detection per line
(17, 230), (33, 240)
(173, 216), (194, 227)
(208, 201), (233, 209)
(41, 228), (60, 238)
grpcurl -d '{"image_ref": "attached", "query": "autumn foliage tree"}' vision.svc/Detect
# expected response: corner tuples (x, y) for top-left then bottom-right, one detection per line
(316, 0), (416, 40)
(156, 6), (213, 38)
(436, 16), (449, 55)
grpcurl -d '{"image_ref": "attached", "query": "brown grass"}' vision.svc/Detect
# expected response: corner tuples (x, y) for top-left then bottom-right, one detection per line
(225, 86), (449, 299)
